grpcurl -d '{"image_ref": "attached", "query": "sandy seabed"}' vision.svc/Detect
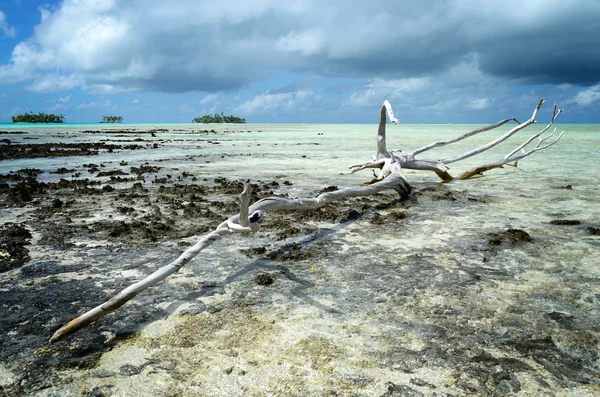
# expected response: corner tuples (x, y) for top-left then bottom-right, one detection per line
(0, 124), (598, 396)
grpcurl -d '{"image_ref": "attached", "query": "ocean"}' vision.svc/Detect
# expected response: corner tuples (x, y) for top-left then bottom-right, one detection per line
(0, 122), (599, 395)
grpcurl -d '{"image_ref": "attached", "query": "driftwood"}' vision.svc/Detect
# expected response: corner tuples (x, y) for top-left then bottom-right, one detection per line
(50, 99), (564, 343)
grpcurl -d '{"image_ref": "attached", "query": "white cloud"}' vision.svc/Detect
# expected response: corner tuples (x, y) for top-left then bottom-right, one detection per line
(132, 98), (139, 104)
(466, 98), (493, 110)
(276, 28), (324, 56)
(235, 90), (319, 116)
(27, 74), (81, 93)
(199, 93), (220, 106)
(179, 104), (195, 113)
(343, 77), (430, 109)
(0, 10), (16, 37)
(572, 84), (600, 106)
(59, 95), (71, 103)
(76, 100), (111, 110)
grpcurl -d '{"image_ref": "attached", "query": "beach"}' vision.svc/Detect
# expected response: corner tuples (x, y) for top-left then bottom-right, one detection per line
(0, 123), (598, 396)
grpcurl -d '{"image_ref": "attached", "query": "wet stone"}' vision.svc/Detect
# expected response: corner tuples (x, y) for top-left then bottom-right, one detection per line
(550, 219), (581, 225)
(50, 167), (75, 174)
(488, 228), (532, 245)
(85, 386), (107, 397)
(0, 223), (32, 272)
(254, 273), (275, 286)
(119, 364), (144, 376)
(380, 382), (424, 397)
(96, 170), (129, 177)
(587, 227), (600, 236)
(318, 185), (338, 194)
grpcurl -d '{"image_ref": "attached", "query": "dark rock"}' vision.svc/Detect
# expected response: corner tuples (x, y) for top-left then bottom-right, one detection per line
(587, 227), (600, 236)
(241, 246), (267, 257)
(6, 178), (46, 204)
(130, 165), (161, 175)
(96, 170), (129, 177)
(550, 219), (581, 226)
(318, 186), (338, 195)
(0, 142), (143, 161)
(85, 386), (107, 397)
(254, 273), (274, 286)
(0, 223), (32, 271)
(119, 364), (144, 376)
(116, 206), (135, 215)
(341, 210), (360, 222)
(370, 213), (385, 225)
(50, 167), (75, 174)
(390, 210), (407, 220)
(380, 382), (424, 397)
(547, 311), (575, 327)
(410, 378), (436, 389)
(488, 229), (532, 245)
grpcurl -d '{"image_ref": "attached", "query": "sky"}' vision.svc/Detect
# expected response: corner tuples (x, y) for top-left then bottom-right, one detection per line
(0, 0), (599, 124)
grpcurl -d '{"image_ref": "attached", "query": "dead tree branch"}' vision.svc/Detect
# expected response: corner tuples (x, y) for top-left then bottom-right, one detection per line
(50, 99), (564, 342)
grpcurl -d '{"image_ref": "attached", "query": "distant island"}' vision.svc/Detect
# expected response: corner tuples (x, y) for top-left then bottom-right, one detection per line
(12, 112), (65, 123)
(192, 113), (246, 124)
(100, 116), (123, 123)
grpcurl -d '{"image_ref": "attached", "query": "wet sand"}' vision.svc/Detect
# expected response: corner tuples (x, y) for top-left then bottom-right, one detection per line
(0, 126), (598, 396)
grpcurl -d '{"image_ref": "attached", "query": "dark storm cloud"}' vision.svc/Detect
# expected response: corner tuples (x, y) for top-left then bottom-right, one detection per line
(1, 0), (598, 93)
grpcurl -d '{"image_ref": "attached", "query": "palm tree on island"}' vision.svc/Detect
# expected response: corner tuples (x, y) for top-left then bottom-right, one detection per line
(11, 112), (65, 123)
(100, 116), (123, 123)
(193, 112), (245, 123)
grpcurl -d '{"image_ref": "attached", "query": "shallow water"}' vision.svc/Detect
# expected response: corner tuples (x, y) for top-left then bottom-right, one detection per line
(1, 122), (599, 396)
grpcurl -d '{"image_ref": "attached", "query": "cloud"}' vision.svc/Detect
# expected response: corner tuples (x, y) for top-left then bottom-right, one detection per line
(343, 77), (430, 109)
(76, 100), (111, 110)
(235, 90), (320, 116)
(0, 1), (598, 94)
(179, 104), (195, 113)
(571, 84), (600, 106)
(0, 10), (16, 37)
(466, 98), (493, 111)
(47, 95), (72, 112)
(199, 93), (220, 106)
(27, 74), (81, 93)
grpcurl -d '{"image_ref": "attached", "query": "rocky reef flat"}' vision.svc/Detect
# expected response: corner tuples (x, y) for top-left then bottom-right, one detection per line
(0, 125), (598, 396)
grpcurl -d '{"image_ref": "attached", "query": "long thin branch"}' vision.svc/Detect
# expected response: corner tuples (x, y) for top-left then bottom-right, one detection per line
(49, 227), (233, 343)
(441, 99), (545, 164)
(50, 175), (410, 342)
(457, 104), (564, 180)
(504, 103), (562, 160)
(347, 159), (386, 174)
(49, 98), (565, 342)
(408, 117), (520, 159)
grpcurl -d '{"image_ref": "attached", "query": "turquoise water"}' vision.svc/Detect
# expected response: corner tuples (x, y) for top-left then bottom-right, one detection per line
(2, 121), (598, 223)
(2, 122), (599, 395)
(1, 121), (598, 218)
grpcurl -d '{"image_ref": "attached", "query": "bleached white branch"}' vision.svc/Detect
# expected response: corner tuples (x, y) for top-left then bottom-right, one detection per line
(376, 100), (399, 159)
(49, 98), (565, 343)
(442, 99), (545, 164)
(458, 102), (564, 180)
(408, 117), (520, 159)
(50, 173), (410, 342)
